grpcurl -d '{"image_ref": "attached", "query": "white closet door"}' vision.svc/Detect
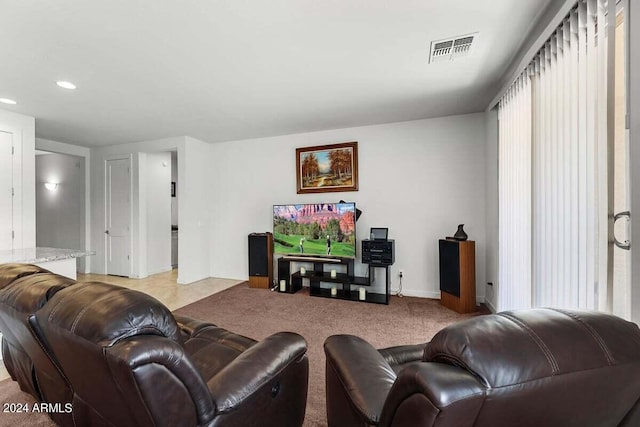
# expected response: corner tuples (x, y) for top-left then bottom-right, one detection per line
(106, 158), (131, 277)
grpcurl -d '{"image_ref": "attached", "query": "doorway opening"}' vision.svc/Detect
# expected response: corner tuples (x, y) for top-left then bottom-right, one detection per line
(35, 150), (87, 273)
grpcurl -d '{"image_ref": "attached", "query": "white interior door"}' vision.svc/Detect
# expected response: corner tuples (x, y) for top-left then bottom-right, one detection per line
(0, 131), (13, 251)
(105, 158), (131, 277)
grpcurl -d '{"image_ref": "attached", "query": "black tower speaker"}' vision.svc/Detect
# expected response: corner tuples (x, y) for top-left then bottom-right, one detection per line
(248, 233), (273, 288)
(439, 239), (461, 297)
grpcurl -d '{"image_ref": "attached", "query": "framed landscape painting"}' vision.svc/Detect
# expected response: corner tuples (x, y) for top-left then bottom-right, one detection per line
(296, 141), (359, 194)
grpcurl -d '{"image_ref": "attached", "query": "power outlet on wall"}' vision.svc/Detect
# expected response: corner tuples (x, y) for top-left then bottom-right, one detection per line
(398, 270), (404, 278)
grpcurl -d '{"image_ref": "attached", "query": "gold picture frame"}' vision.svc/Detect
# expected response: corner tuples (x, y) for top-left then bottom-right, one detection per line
(295, 142), (359, 194)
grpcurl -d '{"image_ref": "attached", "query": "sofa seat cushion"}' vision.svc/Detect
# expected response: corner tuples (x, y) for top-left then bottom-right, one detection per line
(173, 314), (217, 338)
(184, 326), (256, 381)
(378, 343), (426, 374)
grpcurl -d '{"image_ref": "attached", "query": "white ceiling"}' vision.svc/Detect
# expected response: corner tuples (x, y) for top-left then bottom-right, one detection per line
(0, 0), (552, 147)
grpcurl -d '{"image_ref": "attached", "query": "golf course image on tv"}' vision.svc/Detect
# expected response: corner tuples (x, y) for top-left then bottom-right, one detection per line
(273, 203), (356, 258)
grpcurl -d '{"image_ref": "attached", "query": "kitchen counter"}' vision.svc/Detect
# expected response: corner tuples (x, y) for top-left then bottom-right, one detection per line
(0, 247), (95, 279)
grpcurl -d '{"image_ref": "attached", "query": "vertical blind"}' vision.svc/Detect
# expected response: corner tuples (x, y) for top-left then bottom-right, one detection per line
(498, 74), (532, 310)
(498, 0), (609, 312)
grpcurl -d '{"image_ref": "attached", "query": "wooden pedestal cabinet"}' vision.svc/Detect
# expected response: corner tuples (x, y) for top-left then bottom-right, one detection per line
(439, 239), (476, 313)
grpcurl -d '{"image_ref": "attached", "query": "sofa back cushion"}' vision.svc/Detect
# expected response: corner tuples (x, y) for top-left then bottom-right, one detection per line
(423, 308), (640, 427)
(424, 308), (640, 387)
(38, 281), (181, 346)
(0, 263), (51, 289)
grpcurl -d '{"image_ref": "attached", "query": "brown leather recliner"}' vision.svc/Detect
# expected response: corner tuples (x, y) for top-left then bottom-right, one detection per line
(0, 263), (76, 426)
(28, 279), (309, 427)
(324, 308), (640, 427)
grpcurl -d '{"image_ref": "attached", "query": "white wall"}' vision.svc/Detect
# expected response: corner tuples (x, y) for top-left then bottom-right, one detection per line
(90, 136), (210, 284)
(0, 109), (35, 249)
(35, 153), (86, 271)
(145, 152), (172, 275)
(179, 137), (211, 284)
(210, 113), (487, 300)
(484, 109), (499, 312)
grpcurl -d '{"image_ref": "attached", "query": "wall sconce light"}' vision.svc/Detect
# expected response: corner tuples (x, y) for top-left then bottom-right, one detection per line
(44, 182), (58, 191)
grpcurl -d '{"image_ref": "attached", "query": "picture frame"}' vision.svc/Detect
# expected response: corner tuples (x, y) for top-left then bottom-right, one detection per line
(171, 182), (176, 197)
(296, 141), (359, 194)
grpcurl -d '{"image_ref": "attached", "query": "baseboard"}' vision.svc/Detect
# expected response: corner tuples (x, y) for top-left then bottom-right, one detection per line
(177, 271), (209, 285)
(395, 289), (485, 304)
(485, 299), (497, 313)
(399, 289), (441, 299)
(148, 266), (173, 276)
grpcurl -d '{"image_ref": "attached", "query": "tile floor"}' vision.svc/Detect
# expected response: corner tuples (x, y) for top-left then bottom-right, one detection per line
(77, 269), (242, 311)
(0, 360), (7, 382)
(0, 269), (242, 381)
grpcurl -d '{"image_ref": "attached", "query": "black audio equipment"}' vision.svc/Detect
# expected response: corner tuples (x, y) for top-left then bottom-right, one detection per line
(248, 232), (273, 288)
(362, 239), (395, 266)
(370, 227), (388, 241)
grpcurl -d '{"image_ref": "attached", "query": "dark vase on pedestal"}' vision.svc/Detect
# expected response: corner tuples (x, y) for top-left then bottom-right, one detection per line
(453, 224), (468, 241)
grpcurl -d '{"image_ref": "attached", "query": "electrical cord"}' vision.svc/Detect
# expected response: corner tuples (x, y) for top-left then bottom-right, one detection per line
(397, 272), (403, 298)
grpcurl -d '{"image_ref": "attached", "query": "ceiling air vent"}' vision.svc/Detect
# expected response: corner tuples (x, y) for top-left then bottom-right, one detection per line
(429, 33), (478, 63)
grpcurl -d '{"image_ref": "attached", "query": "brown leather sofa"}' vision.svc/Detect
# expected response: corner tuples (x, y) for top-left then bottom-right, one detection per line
(0, 263), (77, 426)
(0, 264), (309, 427)
(324, 308), (640, 427)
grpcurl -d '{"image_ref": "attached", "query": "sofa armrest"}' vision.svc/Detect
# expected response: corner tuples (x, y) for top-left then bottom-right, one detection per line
(324, 335), (397, 425)
(106, 335), (216, 425)
(207, 331), (308, 413)
(379, 362), (485, 427)
(173, 314), (216, 337)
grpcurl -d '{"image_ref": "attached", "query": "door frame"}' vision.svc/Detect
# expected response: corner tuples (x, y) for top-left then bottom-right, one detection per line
(629, 0), (640, 324)
(104, 154), (133, 277)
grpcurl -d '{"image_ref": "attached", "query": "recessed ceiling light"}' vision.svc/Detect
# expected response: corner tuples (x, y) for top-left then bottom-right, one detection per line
(56, 81), (77, 90)
(0, 98), (17, 105)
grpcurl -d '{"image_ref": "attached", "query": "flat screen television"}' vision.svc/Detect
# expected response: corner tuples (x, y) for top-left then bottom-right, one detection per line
(273, 202), (356, 258)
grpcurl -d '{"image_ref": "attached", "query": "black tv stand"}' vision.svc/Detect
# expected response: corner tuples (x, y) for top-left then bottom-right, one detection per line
(277, 256), (389, 305)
